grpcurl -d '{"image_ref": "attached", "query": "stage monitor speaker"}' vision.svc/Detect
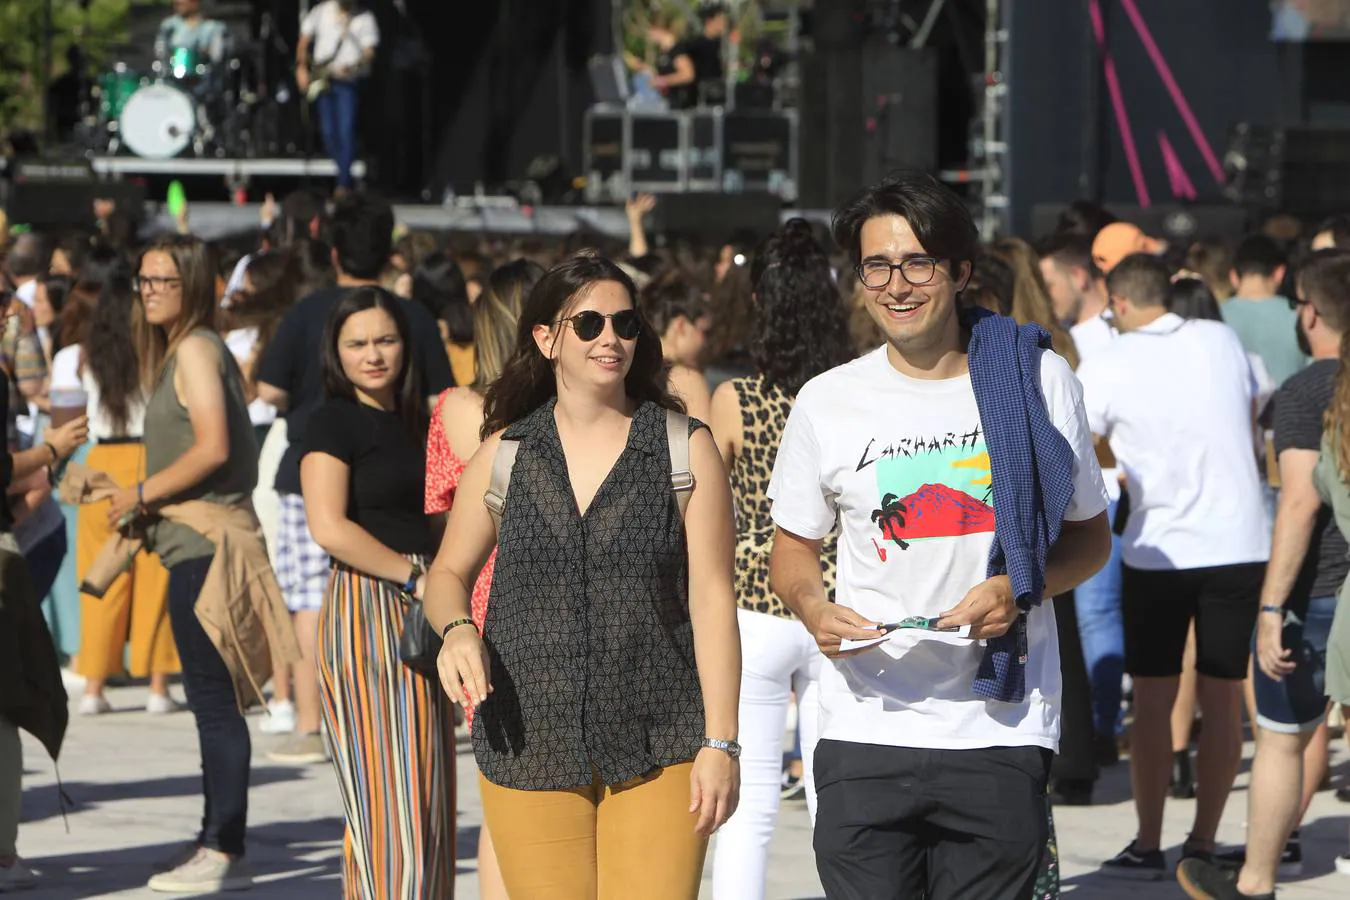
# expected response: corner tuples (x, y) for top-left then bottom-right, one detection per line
(652, 192), (781, 244)
(5, 179), (146, 230)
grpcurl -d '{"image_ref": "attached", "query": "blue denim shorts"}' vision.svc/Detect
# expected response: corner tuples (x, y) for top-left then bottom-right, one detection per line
(1252, 595), (1337, 734)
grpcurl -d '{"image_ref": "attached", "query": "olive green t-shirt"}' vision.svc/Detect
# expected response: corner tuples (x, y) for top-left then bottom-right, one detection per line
(143, 329), (258, 567)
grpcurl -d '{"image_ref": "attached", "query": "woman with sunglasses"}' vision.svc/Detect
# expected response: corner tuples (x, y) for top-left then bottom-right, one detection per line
(707, 219), (853, 899)
(301, 287), (456, 899)
(426, 251), (741, 900)
(424, 258), (542, 900)
(109, 235), (260, 893)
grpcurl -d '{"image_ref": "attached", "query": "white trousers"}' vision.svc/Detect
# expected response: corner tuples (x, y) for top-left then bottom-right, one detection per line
(711, 608), (823, 900)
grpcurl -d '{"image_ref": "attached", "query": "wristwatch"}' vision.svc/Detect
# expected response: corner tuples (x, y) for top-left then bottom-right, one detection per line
(702, 737), (742, 759)
(400, 559), (424, 595)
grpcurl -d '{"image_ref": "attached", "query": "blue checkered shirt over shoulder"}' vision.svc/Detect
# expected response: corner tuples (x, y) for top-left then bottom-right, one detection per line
(966, 308), (1077, 703)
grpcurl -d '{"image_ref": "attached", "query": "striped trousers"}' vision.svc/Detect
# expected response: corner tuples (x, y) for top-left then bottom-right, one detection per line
(317, 562), (457, 899)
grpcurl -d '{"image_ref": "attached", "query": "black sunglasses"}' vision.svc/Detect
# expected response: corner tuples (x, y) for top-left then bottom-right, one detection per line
(556, 309), (642, 342)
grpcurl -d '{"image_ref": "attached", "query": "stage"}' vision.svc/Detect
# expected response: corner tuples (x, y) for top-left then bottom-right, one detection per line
(90, 156), (368, 183)
(159, 198), (833, 243)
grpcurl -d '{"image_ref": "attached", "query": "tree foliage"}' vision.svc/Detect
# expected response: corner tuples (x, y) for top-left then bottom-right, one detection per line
(0, 0), (168, 133)
(621, 0), (765, 71)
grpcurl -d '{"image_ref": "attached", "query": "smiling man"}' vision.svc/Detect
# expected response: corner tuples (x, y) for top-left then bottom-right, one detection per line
(767, 172), (1111, 900)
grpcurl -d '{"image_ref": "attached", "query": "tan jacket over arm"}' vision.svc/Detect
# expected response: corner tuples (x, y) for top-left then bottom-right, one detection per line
(60, 463), (302, 711)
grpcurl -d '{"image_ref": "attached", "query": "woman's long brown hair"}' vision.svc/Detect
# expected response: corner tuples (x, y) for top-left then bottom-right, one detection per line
(472, 259), (544, 392)
(1308, 252), (1350, 478)
(134, 234), (219, 389)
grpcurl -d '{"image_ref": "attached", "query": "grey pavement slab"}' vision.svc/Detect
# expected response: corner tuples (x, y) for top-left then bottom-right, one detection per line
(9, 683), (1350, 898)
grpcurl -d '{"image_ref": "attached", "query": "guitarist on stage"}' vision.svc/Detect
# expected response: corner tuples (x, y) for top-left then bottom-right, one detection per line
(295, 0), (379, 191)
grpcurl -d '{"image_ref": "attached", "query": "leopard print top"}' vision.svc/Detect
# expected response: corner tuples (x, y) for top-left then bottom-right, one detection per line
(731, 375), (838, 618)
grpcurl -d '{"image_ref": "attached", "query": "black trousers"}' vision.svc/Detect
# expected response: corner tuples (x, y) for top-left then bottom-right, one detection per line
(168, 556), (251, 856)
(1052, 591), (1099, 783)
(814, 740), (1052, 900)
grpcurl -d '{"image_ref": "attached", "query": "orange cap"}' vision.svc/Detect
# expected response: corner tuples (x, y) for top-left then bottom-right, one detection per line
(1091, 222), (1165, 274)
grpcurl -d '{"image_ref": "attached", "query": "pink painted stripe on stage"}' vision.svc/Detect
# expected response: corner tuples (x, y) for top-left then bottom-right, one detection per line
(1089, 0), (1151, 207)
(1159, 131), (1197, 200)
(1118, 0), (1226, 185)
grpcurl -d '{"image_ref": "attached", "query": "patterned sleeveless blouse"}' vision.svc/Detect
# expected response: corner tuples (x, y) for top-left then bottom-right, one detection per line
(730, 375), (837, 618)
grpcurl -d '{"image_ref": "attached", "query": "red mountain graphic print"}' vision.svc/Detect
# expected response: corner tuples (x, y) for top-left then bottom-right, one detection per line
(890, 483), (994, 540)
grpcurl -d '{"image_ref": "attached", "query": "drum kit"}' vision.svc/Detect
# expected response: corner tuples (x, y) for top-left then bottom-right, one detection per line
(87, 34), (298, 161)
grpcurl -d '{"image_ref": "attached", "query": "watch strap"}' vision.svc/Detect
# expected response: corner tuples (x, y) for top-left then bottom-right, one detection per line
(441, 618), (474, 638)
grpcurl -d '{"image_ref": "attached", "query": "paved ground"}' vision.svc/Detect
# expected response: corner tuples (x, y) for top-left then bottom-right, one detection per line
(10, 683), (1350, 898)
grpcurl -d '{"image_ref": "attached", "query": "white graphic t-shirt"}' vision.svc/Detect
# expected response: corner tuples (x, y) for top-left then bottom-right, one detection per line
(768, 346), (1109, 752)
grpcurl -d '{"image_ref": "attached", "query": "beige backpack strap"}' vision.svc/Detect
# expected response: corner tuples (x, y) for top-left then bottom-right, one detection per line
(666, 409), (694, 519)
(483, 438), (521, 535)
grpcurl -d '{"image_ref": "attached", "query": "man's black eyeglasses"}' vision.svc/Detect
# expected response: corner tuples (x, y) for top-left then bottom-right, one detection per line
(556, 309), (642, 342)
(1288, 295), (1310, 311)
(856, 257), (941, 289)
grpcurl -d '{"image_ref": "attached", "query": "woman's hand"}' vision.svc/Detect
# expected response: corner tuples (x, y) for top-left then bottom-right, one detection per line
(46, 415), (89, 459)
(436, 624), (492, 709)
(106, 485), (141, 529)
(414, 573), (427, 600)
(689, 746), (740, 836)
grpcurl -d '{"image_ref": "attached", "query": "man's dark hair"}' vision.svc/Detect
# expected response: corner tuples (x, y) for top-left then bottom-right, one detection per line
(1106, 252), (1171, 308)
(1035, 231), (1098, 279)
(1298, 249), (1350, 333)
(1232, 233), (1286, 280)
(1315, 214), (1350, 250)
(699, 3), (727, 20)
(329, 192), (394, 281)
(831, 171), (979, 273)
(6, 233), (47, 279)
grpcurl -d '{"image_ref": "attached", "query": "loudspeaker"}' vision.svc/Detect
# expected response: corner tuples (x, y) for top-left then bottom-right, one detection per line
(5, 180), (146, 230)
(1029, 203), (1251, 244)
(652, 192), (780, 244)
(860, 44), (938, 184)
(800, 40), (938, 209)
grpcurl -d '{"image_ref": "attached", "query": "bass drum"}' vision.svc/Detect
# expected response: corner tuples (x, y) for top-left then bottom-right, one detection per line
(119, 83), (196, 159)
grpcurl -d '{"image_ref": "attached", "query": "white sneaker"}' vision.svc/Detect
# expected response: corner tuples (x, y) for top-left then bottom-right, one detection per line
(153, 843), (202, 874)
(1336, 853), (1350, 876)
(266, 732), (327, 765)
(59, 668), (86, 692)
(258, 699), (296, 735)
(0, 859), (37, 892)
(145, 694), (183, 715)
(78, 695), (111, 716)
(146, 848), (250, 893)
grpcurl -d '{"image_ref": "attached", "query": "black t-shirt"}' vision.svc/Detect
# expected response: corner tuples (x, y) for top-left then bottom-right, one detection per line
(656, 45), (691, 110)
(256, 285), (454, 496)
(301, 399), (433, 555)
(670, 36), (723, 108)
(1273, 357), (1350, 602)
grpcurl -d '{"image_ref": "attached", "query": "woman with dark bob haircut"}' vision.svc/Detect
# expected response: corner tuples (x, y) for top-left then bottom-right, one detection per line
(707, 218), (854, 898)
(298, 286), (456, 898)
(425, 251), (742, 899)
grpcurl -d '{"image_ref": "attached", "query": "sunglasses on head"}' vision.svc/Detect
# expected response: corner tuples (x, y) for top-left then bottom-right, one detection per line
(556, 309), (642, 342)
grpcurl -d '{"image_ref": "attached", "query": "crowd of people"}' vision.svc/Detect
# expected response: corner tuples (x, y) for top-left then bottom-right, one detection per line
(0, 172), (1348, 900)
